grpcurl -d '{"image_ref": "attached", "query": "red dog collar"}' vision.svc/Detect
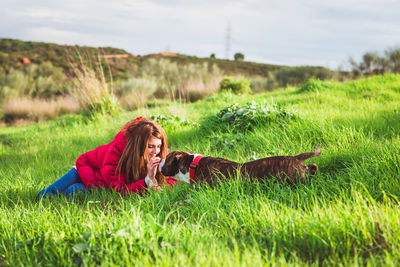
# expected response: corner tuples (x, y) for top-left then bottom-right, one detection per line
(189, 154), (204, 182)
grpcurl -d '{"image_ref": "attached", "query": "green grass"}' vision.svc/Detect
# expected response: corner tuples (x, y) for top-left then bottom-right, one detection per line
(1, 74), (400, 266)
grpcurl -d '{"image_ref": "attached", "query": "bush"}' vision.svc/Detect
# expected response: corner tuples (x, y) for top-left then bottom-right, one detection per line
(219, 77), (252, 94)
(150, 114), (199, 128)
(0, 63), (68, 100)
(188, 90), (208, 102)
(145, 99), (171, 108)
(35, 76), (57, 98)
(0, 69), (29, 98)
(117, 77), (158, 110)
(249, 76), (268, 93)
(298, 79), (326, 93)
(139, 58), (223, 101)
(271, 66), (332, 88)
(0, 52), (10, 67)
(216, 101), (299, 132)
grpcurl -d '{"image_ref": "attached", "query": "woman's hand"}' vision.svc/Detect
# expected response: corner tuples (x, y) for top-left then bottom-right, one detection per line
(152, 185), (162, 192)
(147, 156), (160, 179)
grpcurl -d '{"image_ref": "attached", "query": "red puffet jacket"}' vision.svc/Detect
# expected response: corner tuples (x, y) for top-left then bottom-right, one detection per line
(75, 117), (176, 194)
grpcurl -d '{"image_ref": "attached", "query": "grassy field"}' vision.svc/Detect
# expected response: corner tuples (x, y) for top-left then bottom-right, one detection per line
(1, 74), (400, 266)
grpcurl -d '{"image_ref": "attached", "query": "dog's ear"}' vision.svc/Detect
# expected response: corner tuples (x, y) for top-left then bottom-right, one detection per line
(172, 154), (179, 164)
(168, 151), (183, 166)
(173, 151), (185, 161)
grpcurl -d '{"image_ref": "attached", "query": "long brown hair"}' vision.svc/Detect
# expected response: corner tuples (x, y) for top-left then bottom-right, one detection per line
(116, 118), (168, 184)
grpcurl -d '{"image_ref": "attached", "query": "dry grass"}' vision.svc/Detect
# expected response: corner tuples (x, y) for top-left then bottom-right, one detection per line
(70, 53), (119, 115)
(2, 97), (80, 125)
(117, 60), (224, 108)
(181, 75), (223, 102)
(138, 59), (224, 102)
(120, 90), (150, 110)
(118, 77), (158, 110)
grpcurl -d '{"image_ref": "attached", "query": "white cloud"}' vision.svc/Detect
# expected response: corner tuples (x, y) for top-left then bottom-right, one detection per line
(1, 0), (400, 68)
(24, 27), (100, 46)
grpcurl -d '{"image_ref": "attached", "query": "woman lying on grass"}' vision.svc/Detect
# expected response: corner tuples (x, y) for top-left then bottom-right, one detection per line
(37, 117), (176, 199)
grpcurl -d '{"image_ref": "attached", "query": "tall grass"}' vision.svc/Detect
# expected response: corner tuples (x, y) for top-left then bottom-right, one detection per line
(70, 55), (119, 116)
(0, 74), (399, 265)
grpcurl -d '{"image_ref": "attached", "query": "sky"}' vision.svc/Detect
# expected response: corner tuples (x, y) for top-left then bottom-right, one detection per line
(1, 0), (400, 69)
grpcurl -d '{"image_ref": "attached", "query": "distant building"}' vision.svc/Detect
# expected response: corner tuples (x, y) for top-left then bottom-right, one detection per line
(16, 57), (31, 66)
(99, 54), (135, 59)
(159, 52), (177, 56)
(22, 57), (31, 64)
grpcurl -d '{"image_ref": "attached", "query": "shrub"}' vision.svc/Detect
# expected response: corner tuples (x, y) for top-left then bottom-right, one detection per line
(118, 77), (157, 96)
(117, 77), (158, 110)
(145, 99), (171, 108)
(0, 63), (68, 100)
(249, 76), (268, 93)
(272, 66), (332, 88)
(188, 90), (208, 102)
(139, 58), (223, 101)
(298, 79), (326, 93)
(35, 76), (57, 98)
(216, 101), (298, 131)
(0, 52), (10, 67)
(219, 77), (252, 94)
(150, 114), (199, 128)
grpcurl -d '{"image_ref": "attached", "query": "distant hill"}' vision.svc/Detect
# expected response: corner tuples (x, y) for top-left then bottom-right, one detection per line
(0, 38), (138, 79)
(0, 38), (294, 79)
(140, 54), (285, 77)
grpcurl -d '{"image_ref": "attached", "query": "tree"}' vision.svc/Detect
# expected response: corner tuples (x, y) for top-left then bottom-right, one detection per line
(210, 53), (216, 59)
(386, 47), (400, 73)
(349, 47), (400, 75)
(234, 52), (244, 61)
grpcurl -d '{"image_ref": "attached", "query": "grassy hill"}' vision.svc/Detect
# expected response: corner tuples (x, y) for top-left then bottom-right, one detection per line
(1, 74), (399, 265)
(0, 38), (137, 79)
(0, 38), (334, 79)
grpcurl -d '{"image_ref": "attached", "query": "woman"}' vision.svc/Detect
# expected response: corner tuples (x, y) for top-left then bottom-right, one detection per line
(37, 117), (176, 199)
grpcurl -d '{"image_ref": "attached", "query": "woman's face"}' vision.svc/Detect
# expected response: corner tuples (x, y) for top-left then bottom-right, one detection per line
(147, 136), (162, 158)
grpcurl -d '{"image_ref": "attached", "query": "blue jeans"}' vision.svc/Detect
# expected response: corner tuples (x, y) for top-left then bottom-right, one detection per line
(37, 168), (87, 199)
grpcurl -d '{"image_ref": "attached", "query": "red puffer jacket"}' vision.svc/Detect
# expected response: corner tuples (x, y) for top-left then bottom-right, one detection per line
(75, 117), (176, 194)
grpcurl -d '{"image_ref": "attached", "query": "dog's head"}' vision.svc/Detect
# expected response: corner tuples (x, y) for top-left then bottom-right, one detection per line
(159, 151), (194, 177)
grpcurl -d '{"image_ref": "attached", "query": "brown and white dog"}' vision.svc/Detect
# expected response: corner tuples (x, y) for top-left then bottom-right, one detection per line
(158, 145), (321, 185)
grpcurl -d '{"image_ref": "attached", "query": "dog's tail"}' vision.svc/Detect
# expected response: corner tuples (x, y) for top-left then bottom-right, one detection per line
(295, 144), (321, 161)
